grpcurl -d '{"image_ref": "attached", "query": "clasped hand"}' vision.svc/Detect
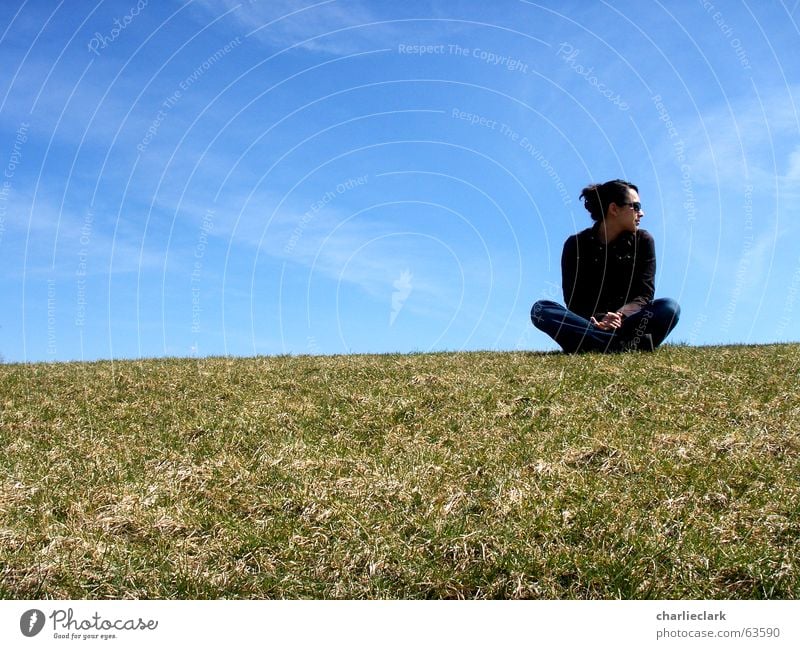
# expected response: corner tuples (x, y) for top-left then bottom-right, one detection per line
(590, 312), (623, 331)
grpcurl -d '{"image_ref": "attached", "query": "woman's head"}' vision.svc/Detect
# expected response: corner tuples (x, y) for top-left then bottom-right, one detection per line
(580, 180), (639, 222)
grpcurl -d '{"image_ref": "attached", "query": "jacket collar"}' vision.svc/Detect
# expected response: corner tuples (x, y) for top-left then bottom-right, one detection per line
(588, 223), (635, 247)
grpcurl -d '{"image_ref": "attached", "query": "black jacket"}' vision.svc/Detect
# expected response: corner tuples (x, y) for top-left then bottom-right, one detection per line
(561, 226), (656, 320)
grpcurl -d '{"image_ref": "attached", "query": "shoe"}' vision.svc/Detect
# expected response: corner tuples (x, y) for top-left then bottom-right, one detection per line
(623, 333), (654, 352)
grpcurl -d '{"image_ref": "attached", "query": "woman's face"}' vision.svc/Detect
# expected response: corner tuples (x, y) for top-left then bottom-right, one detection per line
(615, 188), (644, 232)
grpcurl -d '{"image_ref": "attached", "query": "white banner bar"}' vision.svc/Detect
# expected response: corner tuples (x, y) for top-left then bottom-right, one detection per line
(1, 600), (797, 648)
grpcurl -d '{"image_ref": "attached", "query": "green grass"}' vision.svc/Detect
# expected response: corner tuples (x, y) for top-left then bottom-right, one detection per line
(1, 344), (798, 599)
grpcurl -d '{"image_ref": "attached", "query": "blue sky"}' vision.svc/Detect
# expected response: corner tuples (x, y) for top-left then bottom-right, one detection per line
(1, 0), (799, 362)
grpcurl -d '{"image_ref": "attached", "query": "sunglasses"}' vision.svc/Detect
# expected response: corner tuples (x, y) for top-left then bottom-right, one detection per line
(618, 201), (642, 212)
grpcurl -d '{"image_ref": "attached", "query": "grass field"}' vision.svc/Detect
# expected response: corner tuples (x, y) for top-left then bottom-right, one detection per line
(1, 344), (798, 599)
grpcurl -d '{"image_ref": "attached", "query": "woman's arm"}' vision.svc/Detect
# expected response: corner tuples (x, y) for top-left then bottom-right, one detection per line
(617, 230), (656, 318)
(561, 235), (580, 311)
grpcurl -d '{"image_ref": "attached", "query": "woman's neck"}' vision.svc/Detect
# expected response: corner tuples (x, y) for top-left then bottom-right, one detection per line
(596, 220), (625, 244)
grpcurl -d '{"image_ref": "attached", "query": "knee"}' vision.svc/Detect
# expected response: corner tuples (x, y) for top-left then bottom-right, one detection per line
(654, 298), (680, 322)
(531, 300), (558, 325)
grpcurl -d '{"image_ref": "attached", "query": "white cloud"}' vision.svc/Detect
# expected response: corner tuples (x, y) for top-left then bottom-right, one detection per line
(783, 144), (800, 183)
(677, 86), (800, 188)
(3, 191), (164, 279)
(192, 0), (389, 55)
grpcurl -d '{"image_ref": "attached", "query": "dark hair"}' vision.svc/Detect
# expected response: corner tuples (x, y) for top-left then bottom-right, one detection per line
(579, 179), (638, 222)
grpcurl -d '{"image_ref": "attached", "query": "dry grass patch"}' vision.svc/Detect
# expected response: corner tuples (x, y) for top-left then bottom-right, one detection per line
(1, 344), (798, 598)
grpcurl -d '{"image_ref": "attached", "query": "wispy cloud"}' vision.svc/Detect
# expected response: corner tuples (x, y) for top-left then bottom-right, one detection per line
(190, 0), (476, 56)
(208, 194), (463, 320)
(676, 85), (800, 187)
(3, 191), (164, 279)
(192, 0), (389, 55)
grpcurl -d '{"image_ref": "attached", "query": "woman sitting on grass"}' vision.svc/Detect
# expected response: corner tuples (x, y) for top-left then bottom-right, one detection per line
(531, 179), (680, 353)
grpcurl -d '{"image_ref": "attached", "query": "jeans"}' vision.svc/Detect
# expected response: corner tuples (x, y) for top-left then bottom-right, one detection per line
(530, 298), (680, 353)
